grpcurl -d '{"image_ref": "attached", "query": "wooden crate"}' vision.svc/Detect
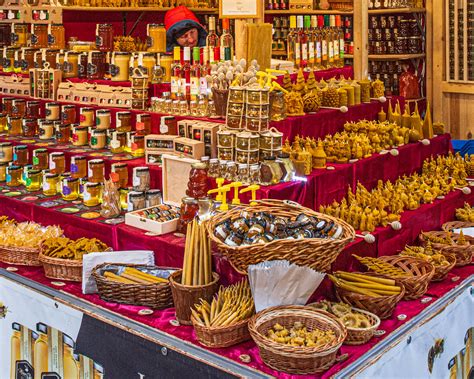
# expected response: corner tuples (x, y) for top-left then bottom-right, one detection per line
(161, 154), (199, 207)
(177, 120), (188, 138)
(191, 122), (220, 158)
(145, 134), (178, 152)
(173, 137), (205, 160)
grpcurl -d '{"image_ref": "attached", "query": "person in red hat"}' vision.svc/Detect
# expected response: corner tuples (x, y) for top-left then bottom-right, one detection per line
(164, 6), (208, 52)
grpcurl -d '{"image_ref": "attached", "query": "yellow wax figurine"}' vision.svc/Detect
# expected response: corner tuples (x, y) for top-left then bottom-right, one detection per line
(378, 107), (386, 122)
(313, 140), (327, 168)
(422, 102), (434, 139)
(401, 105), (411, 128)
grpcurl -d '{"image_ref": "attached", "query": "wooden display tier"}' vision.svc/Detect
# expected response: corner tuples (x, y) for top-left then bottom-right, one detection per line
(60, 6), (218, 12)
(367, 7), (426, 14)
(368, 53), (426, 61)
(265, 9), (353, 14)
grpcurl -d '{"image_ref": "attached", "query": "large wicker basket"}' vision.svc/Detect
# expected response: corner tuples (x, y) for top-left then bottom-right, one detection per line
(206, 199), (355, 275)
(92, 263), (175, 309)
(248, 306), (346, 375)
(442, 221), (474, 233)
(420, 231), (473, 266)
(376, 256), (434, 300)
(0, 245), (41, 266)
(191, 317), (251, 348)
(169, 270), (220, 325)
(335, 273), (406, 320)
(430, 253), (457, 282)
(39, 251), (83, 282)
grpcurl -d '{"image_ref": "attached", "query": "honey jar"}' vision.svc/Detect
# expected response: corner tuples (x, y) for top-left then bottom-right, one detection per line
(217, 130), (234, 148)
(32, 148), (48, 170)
(109, 131), (126, 154)
(78, 107), (94, 127)
(87, 51), (106, 80)
(72, 125), (88, 146)
(90, 129), (106, 149)
(0, 162), (6, 181)
(2, 97), (14, 115)
(111, 52), (130, 81)
(142, 53), (156, 82)
(39, 120), (54, 139)
(44, 49), (59, 69)
(146, 189), (162, 207)
(31, 24), (48, 48)
(130, 135), (145, 157)
(0, 113), (6, 132)
(13, 145), (28, 166)
(26, 101), (41, 119)
(20, 48), (37, 74)
(63, 51), (80, 78)
(160, 54), (172, 82)
(25, 169), (42, 192)
(12, 99), (26, 117)
(147, 24), (166, 53)
(55, 124), (71, 144)
(0, 142), (13, 163)
(83, 182), (101, 206)
(61, 105), (76, 125)
(127, 191), (146, 211)
(132, 167), (150, 192)
(136, 113), (151, 135)
(48, 23), (65, 49)
(43, 172), (59, 196)
(61, 177), (79, 201)
(96, 109), (111, 130)
(71, 156), (87, 179)
(12, 24), (29, 48)
(236, 131), (260, 150)
(45, 102), (60, 120)
(7, 116), (22, 136)
(96, 24), (114, 52)
(49, 152), (65, 175)
(88, 159), (105, 183)
(22, 118), (38, 137)
(260, 129), (283, 150)
(111, 163), (128, 188)
(6, 165), (22, 187)
(116, 111), (132, 132)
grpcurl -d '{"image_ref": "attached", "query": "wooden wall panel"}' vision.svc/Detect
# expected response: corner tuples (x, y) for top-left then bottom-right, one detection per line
(443, 93), (474, 139)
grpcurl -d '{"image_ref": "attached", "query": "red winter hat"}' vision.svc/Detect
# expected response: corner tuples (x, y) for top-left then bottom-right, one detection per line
(164, 6), (201, 31)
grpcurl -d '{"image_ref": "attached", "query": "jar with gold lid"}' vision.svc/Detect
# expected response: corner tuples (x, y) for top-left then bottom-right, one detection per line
(7, 116), (22, 136)
(13, 145), (28, 166)
(63, 51), (80, 78)
(32, 148), (48, 171)
(12, 99), (26, 117)
(43, 172), (59, 196)
(48, 23), (65, 49)
(6, 165), (22, 187)
(39, 120), (54, 140)
(90, 129), (106, 149)
(25, 169), (42, 192)
(72, 125), (88, 146)
(0, 142), (13, 163)
(45, 102), (60, 121)
(110, 52), (130, 82)
(71, 156), (87, 179)
(49, 152), (65, 175)
(61, 105), (76, 125)
(147, 24), (166, 53)
(20, 48), (37, 74)
(83, 182), (101, 207)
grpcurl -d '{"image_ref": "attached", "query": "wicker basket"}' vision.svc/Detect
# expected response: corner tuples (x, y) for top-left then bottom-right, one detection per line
(191, 317), (251, 348)
(92, 263), (175, 309)
(442, 221), (474, 233)
(420, 231), (473, 266)
(335, 273), (406, 320)
(376, 256), (434, 300)
(248, 306), (347, 375)
(39, 252), (83, 282)
(206, 199), (355, 275)
(0, 245), (41, 266)
(428, 252), (457, 282)
(169, 270), (220, 325)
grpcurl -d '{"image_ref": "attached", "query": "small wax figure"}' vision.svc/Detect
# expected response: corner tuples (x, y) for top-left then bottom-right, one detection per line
(164, 6), (208, 52)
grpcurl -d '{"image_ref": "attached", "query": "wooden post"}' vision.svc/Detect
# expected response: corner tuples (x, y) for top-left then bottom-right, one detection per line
(353, 0), (368, 79)
(431, 0), (444, 124)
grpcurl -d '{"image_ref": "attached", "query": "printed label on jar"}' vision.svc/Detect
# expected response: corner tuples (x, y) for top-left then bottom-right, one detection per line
(95, 35), (103, 47)
(160, 123), (169, 134)
(83, 190), (91, 201)
(72, 133), (78, 142)
(11, 33), (18, 43)
(2, 58), (10, 68)
(110, 140), (120, 149)
(79, 64), (85, 75)
(63, 61), (72, 73)
(45, 108), (51, 117)
(133, 176), (140, 187)
(21, 59), (29, 71)
(109, 64), (119, 77)
(70, 164), (78, 173)
(25, 178), (32, 187)
(42, 181), (50, 191)
(127, 202), (133, 212)
(13, 153), (17, 162)
(31, 34), (39, 45)
(33, 156), (39, 165)
(90, 137), (97, 146)
(88, 168), (93, 178)
(146, 36), (153, 48)
(47, 34), (55, 45)
(62, 183), (71, 195)
(14, 60), (21, 69)
(50, 160), (56, 169)
(87, 63), (97, 76)
(5, 174), (11, 183)
(0, 152), (4, 158)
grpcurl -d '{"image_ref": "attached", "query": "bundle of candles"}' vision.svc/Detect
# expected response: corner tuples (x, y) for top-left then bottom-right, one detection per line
(182, 218), (213, 286)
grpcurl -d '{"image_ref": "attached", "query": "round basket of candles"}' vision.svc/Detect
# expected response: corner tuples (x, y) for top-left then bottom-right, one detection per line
(206, 199), (355, 275)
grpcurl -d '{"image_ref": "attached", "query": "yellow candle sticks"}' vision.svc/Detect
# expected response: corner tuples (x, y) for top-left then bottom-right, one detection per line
(182, 218), (212, 286)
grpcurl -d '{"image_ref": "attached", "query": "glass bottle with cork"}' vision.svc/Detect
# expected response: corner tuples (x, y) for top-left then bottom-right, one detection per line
(170, 47), (182, 100)
(220, 18), (233, 61)
(181, 46), (191, 101)
(286, 16), (298, 68)
(206, 17), (219, 51)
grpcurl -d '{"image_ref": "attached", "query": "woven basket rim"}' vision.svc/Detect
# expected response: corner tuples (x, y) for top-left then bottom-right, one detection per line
(0, 244), (39, 254)
(169, 270), (220, 289)
(378, 255), (435, 280)
(191, 315), (250, 331)
(249, 305), (347, 356)
(39, 251), (83, 267)
(442, 221), (474, 231)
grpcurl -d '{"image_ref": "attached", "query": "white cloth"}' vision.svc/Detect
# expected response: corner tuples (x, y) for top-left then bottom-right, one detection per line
(82, 250), (155, 294)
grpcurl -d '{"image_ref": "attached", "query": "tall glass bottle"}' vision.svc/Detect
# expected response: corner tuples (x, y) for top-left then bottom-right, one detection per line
(330, 15), (339, 69)
(182, 46), (191, 100)
(296, 15), (305, 69)
(190, 47), (201, 101)
(319, 16), (328, 69)
(308, 15), (317, 70)
(220, 18), (234, 61)
(286, 16), (298, 66)
(325, 15), (334, 68)
(303, 16), (312, 69)
(206, 17), (219, 50)
(336, 15), (345, 68)
(170, 46), (181, 100)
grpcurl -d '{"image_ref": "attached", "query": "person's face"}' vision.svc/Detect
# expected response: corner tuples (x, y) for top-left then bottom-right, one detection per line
(176, 28), (199, 48)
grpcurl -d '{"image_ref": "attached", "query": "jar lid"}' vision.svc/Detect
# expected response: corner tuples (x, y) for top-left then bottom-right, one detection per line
(59, 124), (71, 129)
(134, 166), (149, 172)
(50, 152), (65, 157)
(112, 162), (127, 168)
(114, 52), (131, 56)
(264, 156), (276, 161)
(46, 102), (60, 106)
(201, 156), (210, 162)
(92, 130), (106, 135)
(40, 120), (54, 125)
(191, 162), (207, 170)
(226, 161), (236, 166)
(250, 164), (260, 169)
(65, 177), (79, 182)
(61, 172), (71, 178)
(80, 107), (95, 111)
(72, 155), (86, 160)
(28, 169), (41, 175)
(85, 182), (101, 188)
(99, 23), (113, 27)
(146, 189), (162, 195)
(117, 111), (131, 115)
(143, 52), (156, 57)
(278, 152), (290, 159)
(13, 99), (25, 103)
(45, 173), (59, 178)
(148, 23), (164, 27)
(182, 197), (198, 204)
(129, 191), (145, 198)
(219, 160), (228, 165)
(0, 162), (8, 166)
(72, 125), (87, 131)
(62, 104), (75, 109)
(14, 145), (28, 150)
(7, 165), (21, 170)
(209, 158), (218, 163)
(238, 164), (248, 169)
(218, 130), (233, 135)
(0, 142), (12, 147)
(27, 100), (41, 104)
(132, 135), (144, 141)
(261, 129), (283, 138)
(96, 109), (111, 114)
(89, 159), (104, 165)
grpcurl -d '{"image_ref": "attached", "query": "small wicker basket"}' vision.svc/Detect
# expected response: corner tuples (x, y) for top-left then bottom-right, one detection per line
(441, 221), (474, 233)
(335, 273), (406, 320)
(191, 317), (251, 348)
(169, 270), (220, 325)
(92, 263), (175, 309)
(206, 199), (355, 275)
(39, 252), (83, 282)
(248, 306), (347, 375)
(0, 245), (41, 266)
(419, 231), (473, 266)
(430, 253), (457, 282)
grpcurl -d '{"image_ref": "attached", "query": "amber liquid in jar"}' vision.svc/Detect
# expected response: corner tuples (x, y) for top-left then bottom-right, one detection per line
(55, 124), (71, 144)
(26, 101), (41, 119)
(48, 23), (65, 49)
(87, 51), (106, 80)
(79, 107), (94, 127)
(61, 105), (76, 125)
(72, 125), (88, 146)
(7, 116), (22, 136)
(0, 142), (13, 163)
(136, 113), (151, 135)
(12, 24), (29, 48)
(6, 165), (22, 187)
(111, 163), (128, 188)
(176, 197), (199, 233)
(22, 118), (38, 137)
(83, 182), (101, 206)
(39, 120), (54, 139)
(88, 159), (105, 183)
(116, 111), (132, 132)
(45, 102), (60, 120)
(12, 99), (26, 117)
(32, 148), (48, 170)
(31, 24), (48, 48)
(49, 152), (65, 175)
(96, 24), (114, 52)
(13, 145), (28, 166)
(96, 109), (111, 130)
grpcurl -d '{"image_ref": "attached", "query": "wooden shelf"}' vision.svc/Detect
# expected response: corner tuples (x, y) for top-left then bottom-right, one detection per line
(344, 54), (353, 59)
(265, 9), (353, 15)
(60, 6), (218, 12)
(367, 7), (425, 14)
(368, 53), (426, 60)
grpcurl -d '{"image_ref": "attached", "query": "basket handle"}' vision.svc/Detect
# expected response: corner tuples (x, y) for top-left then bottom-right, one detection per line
(254, 199), (306, 212)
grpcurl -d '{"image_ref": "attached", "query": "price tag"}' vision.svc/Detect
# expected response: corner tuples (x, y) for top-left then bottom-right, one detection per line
(110, 172), (119, 182)
(131, 143), (138, 151)
(133, 176), (140, 187)
(6, 174), (11, 183)
(71, 164), (78, 174)
(83, 190), (91, 201)
(25, 178), (32, 186)
(136, 122), (145, 131)
(43, 181), (50, 191)
(160, 123), (169, 134)
(33, 156), (39, 165)
(110, 140), (120, 149)
(79, 114), (86, 122)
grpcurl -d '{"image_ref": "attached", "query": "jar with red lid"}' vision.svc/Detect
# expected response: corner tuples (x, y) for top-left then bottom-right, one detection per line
(96, 24), (114, 52)
(176, 197), (199, 234)
(87, 51), (106, 80)
(26, 101), (41, 119)
(22, 118), (38, 137)
(61, 105), (76, 125)
(55, 124), (71, 144)
(13, 145), (28, 166)
(31, 24), (48, 48)
(185, 162), (208, 199)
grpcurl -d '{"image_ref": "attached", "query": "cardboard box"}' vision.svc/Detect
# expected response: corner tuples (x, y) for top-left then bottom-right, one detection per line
(191, 122), (220, 158)
(145, 134), (178, 151)
(161, 154), (199, 207)
(173, 137), (205, 159)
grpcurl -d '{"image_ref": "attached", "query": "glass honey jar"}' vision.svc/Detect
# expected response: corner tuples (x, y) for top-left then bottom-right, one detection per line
(0, 162), (7, 181)
(2, 47), (15, 73)
(25, 169), (42, 192)
(49, 152), (65, 175)
(7, 116), (22, 136)
(72, 125), (88, 146)
(45, 102), (60, 120)
(87, 51), (106, 80)
(136, 113), (151, 135)
(88, 159), (105, 183)
(32, 148), (48, 170)
(31, 24), (48, 48)
(96, 24), (114, 52)
(22, 118), (38, 137)
(12, 99), (26, 117)
(26, 101), (41, 119)
(147, 24), (166, 53)
(13, 145), (28, 166)
(90, 129), (106, 149)
(61, 177), (79, 201)
(96, 109), (111, 130)
(55, 124), (71, 144)
(12, 23), (29, 48)
(63, 51), (80, 78)
(6, 165), (22, 187)
(0, 142), (13, 163)
(2, 97), (14, 115)
(61, 105), (76, 125)
(0, 112), (6, 132)
(109, 131), (126, 154)
(111, 163), (128, 188)
(39, 119), (54, 140)
(111, 52), (130, 82)
(79, 107), (94, 127)
(116, 111), (131, 132)
(20, 48), (37, 74)
(44, 49), (59, 69)
(83, 182), (101, 207)
(48, 23), (65, 49)
(127, 191), (146, 211)
(130, 135), (145, 157)
(43, 172), (59, 196)
(71, 156), (87, 179)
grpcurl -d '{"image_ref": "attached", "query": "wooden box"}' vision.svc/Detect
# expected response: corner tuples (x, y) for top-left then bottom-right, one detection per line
(191, 122), (220, 158)
(145, 134), (178, 152)
(29, 68), (61, 100)
(177, 120), (188, 138)
(173, 137), (205, 159)
(161, 154), (199, 207)
(146, 151), (176, 165)
(125, 204), (179, 235)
